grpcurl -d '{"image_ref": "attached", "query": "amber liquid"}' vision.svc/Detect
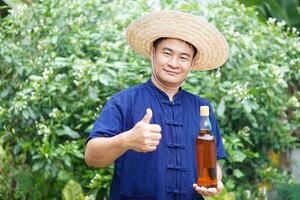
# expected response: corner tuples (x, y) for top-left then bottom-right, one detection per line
(196, 129), (217, 188)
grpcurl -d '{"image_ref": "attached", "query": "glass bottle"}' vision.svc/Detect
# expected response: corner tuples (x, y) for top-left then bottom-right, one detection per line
(196, 106), (217, 188)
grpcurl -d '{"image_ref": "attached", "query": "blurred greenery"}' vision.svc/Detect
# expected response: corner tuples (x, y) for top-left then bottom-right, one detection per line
(274, 183), (300, 200)
(0, 0), (299, 199)
(237, 0), (300, 30)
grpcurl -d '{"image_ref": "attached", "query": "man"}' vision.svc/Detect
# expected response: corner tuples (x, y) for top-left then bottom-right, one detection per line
(85, 11), (229, 200)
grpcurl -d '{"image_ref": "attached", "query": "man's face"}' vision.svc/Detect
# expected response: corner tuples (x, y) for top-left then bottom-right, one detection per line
(152, 38), (194, 88)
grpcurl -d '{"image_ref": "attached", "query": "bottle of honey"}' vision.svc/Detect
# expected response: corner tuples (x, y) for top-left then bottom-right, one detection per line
(196, 106), (217, 188)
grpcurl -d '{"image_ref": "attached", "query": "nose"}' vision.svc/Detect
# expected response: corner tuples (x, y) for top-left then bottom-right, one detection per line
(168, 56), (179, 68)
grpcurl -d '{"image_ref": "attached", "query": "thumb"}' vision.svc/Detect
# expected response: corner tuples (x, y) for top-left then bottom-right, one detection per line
(141, 108), (152, 124)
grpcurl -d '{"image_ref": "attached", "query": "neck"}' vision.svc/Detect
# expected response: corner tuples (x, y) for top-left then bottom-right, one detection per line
(151, 75), (179, 101)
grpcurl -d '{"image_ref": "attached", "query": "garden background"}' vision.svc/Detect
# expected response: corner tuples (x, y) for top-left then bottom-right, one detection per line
(0, 0), (300, 199)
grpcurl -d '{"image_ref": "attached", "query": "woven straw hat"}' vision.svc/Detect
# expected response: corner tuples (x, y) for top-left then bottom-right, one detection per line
(126, 11), (229, 70)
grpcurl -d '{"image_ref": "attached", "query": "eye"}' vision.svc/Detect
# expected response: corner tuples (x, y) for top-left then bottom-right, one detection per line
(163, 52), (171, 56)
(180, 57), (188, 61)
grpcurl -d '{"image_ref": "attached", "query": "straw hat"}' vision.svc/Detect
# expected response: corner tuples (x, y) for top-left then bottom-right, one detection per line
(126, 11), (229, 70)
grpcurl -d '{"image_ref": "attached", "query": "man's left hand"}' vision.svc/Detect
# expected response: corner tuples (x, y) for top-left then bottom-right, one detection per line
(193, 179), (223, 197)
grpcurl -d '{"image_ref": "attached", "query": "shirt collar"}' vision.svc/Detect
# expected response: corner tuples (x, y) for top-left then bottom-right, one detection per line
(146, 79), (183, 105)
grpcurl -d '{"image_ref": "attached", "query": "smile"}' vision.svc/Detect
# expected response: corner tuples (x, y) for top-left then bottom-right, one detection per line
(163, 69), (179, 76)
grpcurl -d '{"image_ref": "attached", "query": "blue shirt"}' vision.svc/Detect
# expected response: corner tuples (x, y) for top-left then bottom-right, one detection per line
(88, 79), (226, 200)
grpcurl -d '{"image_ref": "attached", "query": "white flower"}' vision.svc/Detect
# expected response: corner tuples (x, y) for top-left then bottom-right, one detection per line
(267, 17), (276, 24)
(233, 31), (240, 38)
(73, 80), (79, 86)
(227, 82), (251, 101)
(292, 27), (297, 33)
(66, 18), (73, 26)
(0, 106), (4, 115)
(70, 38), (77, 44)
(289, 59), (296, 65)
(277, 20), (286, 28)
(245, 190), (251, 198)
(29, 91), (37, 101)
(53, 26), (59, 33)
(42, 68), (52, 80)
(36, 123), (51, 135)
(215, 69), (221, 78)
(49, 108), (59, 118)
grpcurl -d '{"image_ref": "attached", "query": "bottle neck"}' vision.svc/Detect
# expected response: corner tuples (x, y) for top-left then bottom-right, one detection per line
(199, 115), (212, 131)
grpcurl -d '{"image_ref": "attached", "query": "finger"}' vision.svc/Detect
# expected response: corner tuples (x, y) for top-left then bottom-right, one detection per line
(217, 179), (224, 193)
(198, 186), (209, 196)
(147, 140), (160, 147)
(149, 145), (157, 151)
(207, 187), (218, 195)
(149, 133), (162, 140)
(144, 144), (157, 152)
(193, 184), (201, 192)
(193, 184), (207, 196)
(193, 184), (201, 193)
(141, 108), (152, 124)
(198, 186), (208, 192)
(148, 124), (161, 132)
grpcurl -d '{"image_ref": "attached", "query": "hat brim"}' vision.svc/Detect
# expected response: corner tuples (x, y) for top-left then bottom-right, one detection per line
(126, 11), (229, 71)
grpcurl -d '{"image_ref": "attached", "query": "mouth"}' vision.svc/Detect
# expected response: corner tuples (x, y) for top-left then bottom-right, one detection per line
(163, 69), (179, 76)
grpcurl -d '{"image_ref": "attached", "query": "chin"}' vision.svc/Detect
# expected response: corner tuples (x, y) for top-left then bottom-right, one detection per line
(162, 80), (183, 87)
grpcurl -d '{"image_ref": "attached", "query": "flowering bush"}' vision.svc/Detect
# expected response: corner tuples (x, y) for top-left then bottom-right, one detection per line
(0, 0), (299, 199)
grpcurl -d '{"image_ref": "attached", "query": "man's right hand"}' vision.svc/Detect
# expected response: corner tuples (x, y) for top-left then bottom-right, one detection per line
(125, 108), (162, 152)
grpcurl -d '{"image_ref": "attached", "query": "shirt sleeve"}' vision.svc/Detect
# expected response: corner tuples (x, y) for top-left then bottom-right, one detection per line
(209, 104), (227, 160)
(86, 96), (123, 143)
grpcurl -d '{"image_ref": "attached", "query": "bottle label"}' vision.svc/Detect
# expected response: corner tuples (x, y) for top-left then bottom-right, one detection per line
(198, 134), (214, 140)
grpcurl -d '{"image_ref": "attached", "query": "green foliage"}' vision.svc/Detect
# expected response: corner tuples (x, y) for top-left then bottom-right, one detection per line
(237, 0), (300, 30)
(0, 0), (149, 199)
(274, 183), (300, 200)
(0, 0), (299, 199)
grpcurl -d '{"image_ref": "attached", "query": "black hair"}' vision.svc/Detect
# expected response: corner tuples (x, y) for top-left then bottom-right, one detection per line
(152, 37), (197, 58)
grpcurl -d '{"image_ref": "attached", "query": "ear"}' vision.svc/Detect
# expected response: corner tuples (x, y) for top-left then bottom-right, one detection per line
(190, 57), (196, 69)
(150, 45), (155, 58)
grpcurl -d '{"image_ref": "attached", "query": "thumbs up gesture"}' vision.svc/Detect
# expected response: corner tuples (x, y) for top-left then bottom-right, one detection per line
(126, 108), (162, 153)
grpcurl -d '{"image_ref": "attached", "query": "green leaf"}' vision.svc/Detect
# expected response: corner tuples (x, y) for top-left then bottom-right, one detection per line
(217, 98), (226, 118)
(99, 74), (111, 86)
(15, 172), (32, 192)
(242, 99), (259, 113)
(88, 86), (98, 100)
(32, 161), (45, 171)
(62, 180), (85, 200)
(225, 179), (236, 190)
(287, 96), (299, 108)
(231, 150), (247, 163)
(57, 125), (80, 139)
(233, 169), (245, 178)
(63, 155), (72, 168)
(57, 170), (74, 182)
(0, 89), (9, 98)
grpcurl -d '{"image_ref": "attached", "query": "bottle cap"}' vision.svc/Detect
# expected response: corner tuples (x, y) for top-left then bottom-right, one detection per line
(200, 106), (209, 116)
